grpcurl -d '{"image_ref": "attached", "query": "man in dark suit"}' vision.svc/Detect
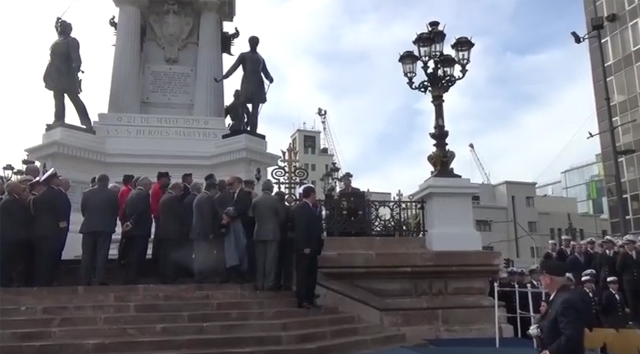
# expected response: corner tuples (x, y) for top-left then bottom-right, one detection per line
(251, 180), (285, 291)
(594, 236), (618, 294)
(616, 235), (640, 324)
(537, 259), (585, 354)
(292, 185), (323, 309)
(583, 238), (597, 270)
(180, 173), (193, 201)
(542, 240), (558, 260)
(579, 274), (602, 330)
(0, 181), (30, 287)
(79, 174), (119, 286)
(566, 242), (588, 286)
(337, 176), (360, 195)
(601, 276), (630, 328)
(31, 169), (68, 286)
(274, 191), (294, 291)
(226, 176), (255, 279)
(157, 182), (187, 284)
(181, 181), (200, 277)
(190, 179), (224, 283)
(122, 176), (153, 285)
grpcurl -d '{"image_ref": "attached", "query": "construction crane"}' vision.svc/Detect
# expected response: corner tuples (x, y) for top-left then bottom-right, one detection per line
(316, 108), (342, 169)
(468, 143), (491, 184)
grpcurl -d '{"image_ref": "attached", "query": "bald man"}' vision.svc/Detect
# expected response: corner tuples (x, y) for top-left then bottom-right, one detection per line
(0, 181), (30, 287)
(156, 182), (187, 283)
(24, 165), (40, 179)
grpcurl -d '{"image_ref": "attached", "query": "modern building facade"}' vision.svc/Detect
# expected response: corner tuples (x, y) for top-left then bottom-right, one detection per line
(583, 0), (640, 235)
(536, 157), (608, 217)
(289, 127), (335, 198)
(476, 181), (609, 268)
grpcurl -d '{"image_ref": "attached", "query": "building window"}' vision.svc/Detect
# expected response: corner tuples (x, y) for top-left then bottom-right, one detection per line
(579, 228), (585, 240)
(475, 220), (492, 232)
(526, 196), (535, 207)
(631, 21), (640, 49)
(311, 164), (316, 171)
(303, 135), (316, 155)
(311, 180), (316, 186)
(325, 164), (329, 172)
(549, 228), (556, 240)
(557, 228), (563, 237)
(602, 229), (608, 236)
(627, 0), (637, 9)
(472, 195), (480, 205)
(528, 221), (538, 233)
(482, 246), (494, 251)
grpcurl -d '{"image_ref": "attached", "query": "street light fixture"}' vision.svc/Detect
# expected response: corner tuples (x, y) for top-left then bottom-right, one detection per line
(398, 21), (475, 178)
(571, 3), (628, 235)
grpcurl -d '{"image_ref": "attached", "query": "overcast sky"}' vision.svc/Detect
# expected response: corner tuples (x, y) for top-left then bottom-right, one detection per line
(1, 0), (599, 194)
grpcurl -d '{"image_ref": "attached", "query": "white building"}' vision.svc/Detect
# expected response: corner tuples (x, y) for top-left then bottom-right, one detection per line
(289, 127), (335, 199)
(475, 181), (609, 268)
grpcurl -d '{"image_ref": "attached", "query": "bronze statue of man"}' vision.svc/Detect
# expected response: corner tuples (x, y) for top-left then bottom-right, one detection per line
(225, 89), (251, 133)
(43, 18), (92, 130)
(215, 36), (274, 134)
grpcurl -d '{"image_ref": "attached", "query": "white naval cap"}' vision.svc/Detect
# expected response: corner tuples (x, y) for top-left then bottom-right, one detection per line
(582, 269), (596, 277)
(565, 273), (574, 281)
(548, 240), (557, 244)
(528, 264), (540, 272)
(603, 236), (616, 243)
(623, 235), (637, 244)
(561, 235), (571, 241)
(581, 276), (594, 283)
(606, 276), (618, 283)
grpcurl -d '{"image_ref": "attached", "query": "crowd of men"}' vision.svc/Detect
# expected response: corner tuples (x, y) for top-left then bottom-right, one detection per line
(492, 234), (640, 351)
(0, 167), (326, 309)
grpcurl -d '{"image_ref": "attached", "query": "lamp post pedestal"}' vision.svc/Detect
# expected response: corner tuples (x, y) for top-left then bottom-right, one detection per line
(411, 177), (482, 251)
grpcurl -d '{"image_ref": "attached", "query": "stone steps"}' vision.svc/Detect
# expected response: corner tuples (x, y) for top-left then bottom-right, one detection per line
(0, 284), (405, 354)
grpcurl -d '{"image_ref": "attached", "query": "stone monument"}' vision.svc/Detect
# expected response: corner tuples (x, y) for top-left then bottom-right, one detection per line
(26, 0), (280, 259)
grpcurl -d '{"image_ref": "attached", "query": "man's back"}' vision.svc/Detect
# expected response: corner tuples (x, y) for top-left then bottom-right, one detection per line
(190, 192), (214, 240)
(124, 189), (152, 236)
(158, 193), (184, 239)
(0, 195), (29, 240)
(252, 193), (283, 240)
(539, 285), (585, 354)
(79, 186), (119, 234)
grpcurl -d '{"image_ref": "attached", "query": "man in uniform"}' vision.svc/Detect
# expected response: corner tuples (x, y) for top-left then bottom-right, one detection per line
(584, 238), (597, 270)
(524, 265), (543, 315)
(31, 169), (68, 286)
(594, 236), (618, 294)
(601, 277), (631, 329)
(501, 268), (527, 337)
(556, 235), (573, 263)
(579, 271), (602, 330)
(616, 235), (639, 325)
(181, 173), (193, 201)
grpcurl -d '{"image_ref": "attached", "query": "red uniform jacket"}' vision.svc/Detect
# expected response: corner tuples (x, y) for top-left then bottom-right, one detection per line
(118, 185), (133, 222)
(150, 183), (163, 219)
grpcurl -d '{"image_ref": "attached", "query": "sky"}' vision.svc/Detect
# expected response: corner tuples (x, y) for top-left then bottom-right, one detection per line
(1, 0), (599, 195)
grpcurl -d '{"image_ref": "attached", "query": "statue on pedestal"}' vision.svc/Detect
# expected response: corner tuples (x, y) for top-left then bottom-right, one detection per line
(224, 89), (251, 133)
(215, 36), (274, 134)
(43, 18), (92, 131)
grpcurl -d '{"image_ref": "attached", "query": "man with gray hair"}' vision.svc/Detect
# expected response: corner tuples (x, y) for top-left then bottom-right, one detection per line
(250, 179), (285, 291)
(122, 176), (153, 284)
(79, 174), (119, 285)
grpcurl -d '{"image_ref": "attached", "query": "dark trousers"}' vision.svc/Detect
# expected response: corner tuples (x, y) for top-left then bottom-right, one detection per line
(276, 237), (294, 290)
(243, 219), (256, 279)
(623, 281), (640, 323)
(157, 238), (182, 284)
(123, 235), (150, 285)
(0, 239), (29, 287)
(53, 91), (91, 126)
(193, 238), (225, 283)
(80, 232), (113, 285)
(52, 232), (68, 282)
(33, 235), (60, 287)
(295, 252), (318, 305)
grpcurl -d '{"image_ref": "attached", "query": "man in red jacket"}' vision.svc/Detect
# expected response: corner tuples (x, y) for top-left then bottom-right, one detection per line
(151, 172), (171, 266)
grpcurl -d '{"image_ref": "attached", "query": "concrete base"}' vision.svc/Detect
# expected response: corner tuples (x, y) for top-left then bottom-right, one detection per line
(317, 237), (511, 341)
(410, 177), (482, 251)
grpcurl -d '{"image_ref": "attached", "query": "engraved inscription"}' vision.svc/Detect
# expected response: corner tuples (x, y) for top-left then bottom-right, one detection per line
(143, 65), (195, 104)
(114, 115), (211, 128)
(104, 127), (221, 140)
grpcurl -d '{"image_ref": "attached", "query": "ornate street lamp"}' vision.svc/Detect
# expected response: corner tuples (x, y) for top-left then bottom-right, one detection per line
(2, 164), (15, 180)
(398, 21), (475, 178)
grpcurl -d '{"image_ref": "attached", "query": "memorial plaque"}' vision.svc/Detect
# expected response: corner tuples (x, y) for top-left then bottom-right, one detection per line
(111, 115), (216, 129)
(143, 65), (195, 104)
(98, 126), (224, 141)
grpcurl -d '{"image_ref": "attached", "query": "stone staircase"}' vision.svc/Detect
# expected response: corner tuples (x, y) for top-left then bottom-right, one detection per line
(0, 284), (405, 354)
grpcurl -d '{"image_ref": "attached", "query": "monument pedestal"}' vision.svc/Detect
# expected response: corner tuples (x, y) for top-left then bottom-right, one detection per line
(317, 238), (510, 342)
(411, 177), (482, 251)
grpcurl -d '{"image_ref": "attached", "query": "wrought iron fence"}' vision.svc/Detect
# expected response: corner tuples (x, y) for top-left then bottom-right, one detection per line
(318, 197), (426, 237)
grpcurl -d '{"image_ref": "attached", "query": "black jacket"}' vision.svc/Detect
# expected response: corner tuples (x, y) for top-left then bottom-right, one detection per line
(123, 188), (153, 237)
(616, 249), (640, 283)
(79, 186), (119, 234)
(292, 201), (323, 255)
(0, 194), (30, 241)
(600, 289), (629, 329)
(594, 250), (619, 284)
(157, 192), (186, 239)
(538, 284), (585, 354)
(31, 186), (68, 237)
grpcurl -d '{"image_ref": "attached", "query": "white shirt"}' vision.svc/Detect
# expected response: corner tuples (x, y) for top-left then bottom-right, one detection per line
(549, 290), (557, 301)
(611, 289), (620, 301)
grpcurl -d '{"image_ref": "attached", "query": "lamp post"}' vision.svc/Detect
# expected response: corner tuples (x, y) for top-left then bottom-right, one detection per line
(571, 4), (629, 235)
(398, 21), (475, 178)
(321, 162), (342, 196)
